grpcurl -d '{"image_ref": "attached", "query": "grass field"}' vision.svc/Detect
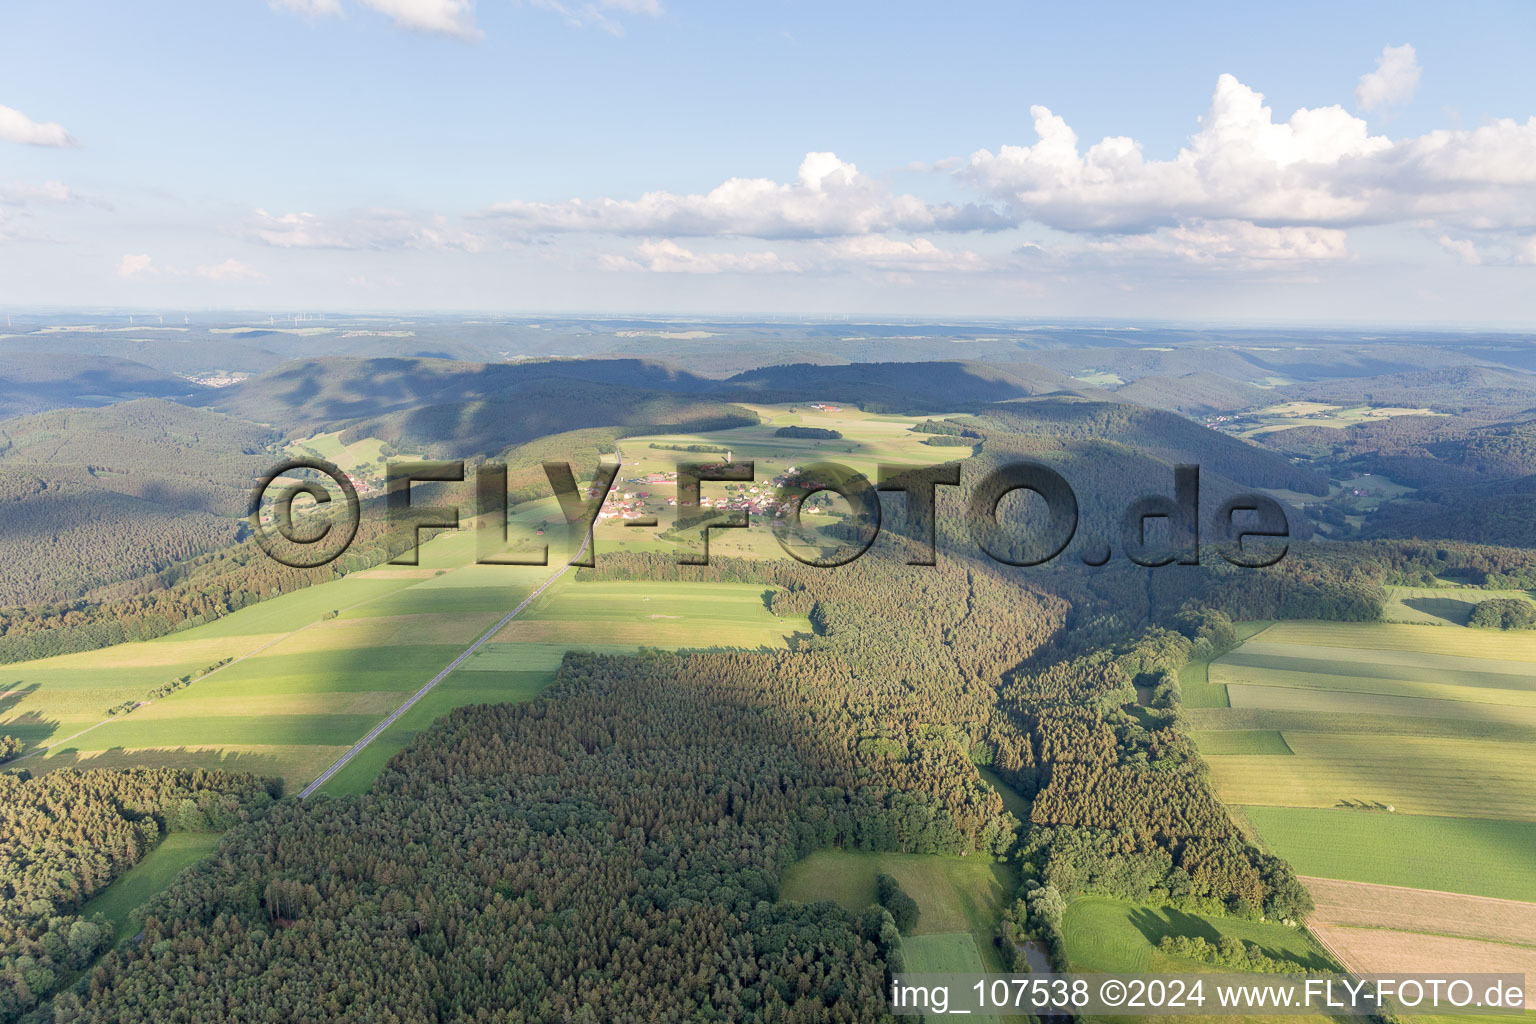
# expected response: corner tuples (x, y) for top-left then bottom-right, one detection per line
(613, 404), (978, 564)
(1175, 620), (1274, 709)
(898, 933), (1004, 1024)
(1188, 729), (1293, 755)
(1241, 807), (1536, 902)
(1193, 615), (1536, 1004)
(1233, 402), (1446, 439)
(1059, 897), (1335, 975)
(493, 580), (810, 649)
(1384, 586), (1536, 627)
(1059, 897), (1338, 1024)
(780, 850), (1018, 971)
(1198, 620), (1536, 821)
(1250, 619), (1536, 661)
(79, 833), (221, 942)
(781, 848), (1022, 1024)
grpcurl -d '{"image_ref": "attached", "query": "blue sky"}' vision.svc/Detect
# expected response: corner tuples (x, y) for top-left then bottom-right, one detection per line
(3, 0), (1536, 321)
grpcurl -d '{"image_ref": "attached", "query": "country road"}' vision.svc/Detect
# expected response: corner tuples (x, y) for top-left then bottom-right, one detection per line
(297, 448), (615, 799)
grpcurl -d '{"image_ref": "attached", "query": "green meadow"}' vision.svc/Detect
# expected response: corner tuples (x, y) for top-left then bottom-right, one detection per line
(1059, 896), (1335, 975)
(495, 579), (811, 649)
(1241, 807), (1536, 903)
(1058, 897), (1339, 1024)
(1383, 585), (1536, 627)
(1194, 617), (1536, 900)
(781, 848), (1022, 1024)
(79, 833), (222, 943)
(780, 850), (1018, 971)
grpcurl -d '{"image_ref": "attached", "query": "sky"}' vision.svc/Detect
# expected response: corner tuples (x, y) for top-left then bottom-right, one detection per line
(3, 0), (1536, 322)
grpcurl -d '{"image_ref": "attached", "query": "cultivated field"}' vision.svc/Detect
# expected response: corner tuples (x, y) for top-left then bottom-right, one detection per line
(4, 492), (805, 792)
(1241, 807), (1536, 902)
(1194, 615), (1536, 1008)
(1304, 876), (1536, 946)
(492, 579), (810, 649)
(1197, 620), (1536, 823)
(1304, 877), (1536, 1010)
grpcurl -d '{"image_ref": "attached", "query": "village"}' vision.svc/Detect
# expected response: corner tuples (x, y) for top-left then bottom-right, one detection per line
(596, 463), (839, 526)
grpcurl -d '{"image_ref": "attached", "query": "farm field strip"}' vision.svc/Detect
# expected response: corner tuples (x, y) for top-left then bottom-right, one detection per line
(1243, 806), (1536, 903)
(1203, 622), (1536, 821)
(1303, 876), (1536, 948)
(1308, 926), (1535, 1009)
(1195, 617), (1536, 999)
(1221, 683), (1536, 726)
(1252, 620), (1536, 660)
(1209, 754), (1536, 820)
(1220, 647), (1536, 690)
(492, 580), (810, 649)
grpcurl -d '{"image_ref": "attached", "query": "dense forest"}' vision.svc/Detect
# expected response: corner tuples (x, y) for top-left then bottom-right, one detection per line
(0, 768), (280, 1022)
(0, 400), (281, 608)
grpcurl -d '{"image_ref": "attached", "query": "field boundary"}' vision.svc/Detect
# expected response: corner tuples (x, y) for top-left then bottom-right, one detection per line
(297, 481), (602, 798)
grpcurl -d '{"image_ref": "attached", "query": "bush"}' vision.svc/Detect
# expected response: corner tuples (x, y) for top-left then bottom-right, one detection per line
(875, 872), (921, 934)
(775, 426), (842, 440)
(1469, 598), (1536, 630)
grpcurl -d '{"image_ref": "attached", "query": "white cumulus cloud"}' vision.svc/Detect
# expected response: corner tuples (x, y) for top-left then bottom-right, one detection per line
(962, 68), (1536, 269)
(0, 104), (77, 147)
(484, 152), (1007, 239)
(357, 0), (480, 39)
(245, 208), (487, 250)
(1356, 44), (1421, 112)
(269, 0), (344, 15)
(601, 239), (799, 274)
(118, 253), (267, 282)
(1085, 220), (1350, 265)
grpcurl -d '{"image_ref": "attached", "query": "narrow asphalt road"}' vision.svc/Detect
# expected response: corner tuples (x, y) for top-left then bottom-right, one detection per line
(297, 450), (614, 798)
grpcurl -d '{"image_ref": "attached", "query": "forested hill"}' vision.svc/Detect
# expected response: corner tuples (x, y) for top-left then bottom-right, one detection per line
(1277, 365), (1536, 417)
(722, 359), (1079, 410)
(0, 352), (203, 419)
(1110, 372), (1274, 416)
(1369, 472), (1536, 550)
(199, 356), (718, 433)
(0, 399), (280, 607)
(198, 354), (1082, 436)
(334, 379), (758, 459)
